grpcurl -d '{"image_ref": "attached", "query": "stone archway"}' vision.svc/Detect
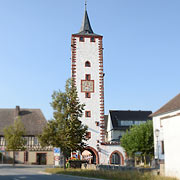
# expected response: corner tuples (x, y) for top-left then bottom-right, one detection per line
(82, 146), (99, 164)
(109, 150), (124, 165)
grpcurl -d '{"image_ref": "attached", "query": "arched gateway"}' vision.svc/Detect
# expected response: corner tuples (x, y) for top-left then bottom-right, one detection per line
(82, 146), (99, 164)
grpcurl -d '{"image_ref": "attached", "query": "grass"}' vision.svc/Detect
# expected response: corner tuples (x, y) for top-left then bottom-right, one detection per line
(45, 168), (178, 180)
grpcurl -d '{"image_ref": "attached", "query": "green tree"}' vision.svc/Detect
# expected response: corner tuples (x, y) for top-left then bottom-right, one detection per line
(39, 79), (88, 168)
(4, 117), (26, 166)
(121, 120), (154, 165)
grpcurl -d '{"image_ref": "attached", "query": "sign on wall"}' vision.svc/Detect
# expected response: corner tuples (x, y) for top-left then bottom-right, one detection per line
(54, 147), (61, 156)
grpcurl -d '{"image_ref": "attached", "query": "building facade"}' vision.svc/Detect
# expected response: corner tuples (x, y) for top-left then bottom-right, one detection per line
(106, 110), (152, 142)
(0, 106), (53, 165)
(71, 8), (106, 164)
(151, 93), (180, 178)
(71, 7), (153, 165)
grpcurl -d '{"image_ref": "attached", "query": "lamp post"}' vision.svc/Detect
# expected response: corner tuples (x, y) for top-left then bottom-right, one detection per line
(155, 129), (160, 167)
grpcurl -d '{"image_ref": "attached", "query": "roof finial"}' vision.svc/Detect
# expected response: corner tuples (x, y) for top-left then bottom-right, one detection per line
(85, 0), (87, 11)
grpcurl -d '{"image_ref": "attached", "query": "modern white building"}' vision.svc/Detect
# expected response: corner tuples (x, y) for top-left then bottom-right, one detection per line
(106, 110), (152, 142)
(151, 93), (180, 179)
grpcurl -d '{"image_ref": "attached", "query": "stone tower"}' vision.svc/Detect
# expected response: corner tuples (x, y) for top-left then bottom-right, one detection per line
(71, 7), (105, 163)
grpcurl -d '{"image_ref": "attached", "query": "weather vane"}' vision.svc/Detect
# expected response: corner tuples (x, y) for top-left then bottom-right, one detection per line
(85, 0), (87, 10)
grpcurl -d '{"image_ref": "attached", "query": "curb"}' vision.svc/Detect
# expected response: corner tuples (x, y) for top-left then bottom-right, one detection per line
(38, 171), (52, 175)
(56, 174), (105, 180)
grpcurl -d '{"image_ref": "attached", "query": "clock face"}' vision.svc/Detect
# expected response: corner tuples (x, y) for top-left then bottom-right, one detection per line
(81, 80), (94, 92)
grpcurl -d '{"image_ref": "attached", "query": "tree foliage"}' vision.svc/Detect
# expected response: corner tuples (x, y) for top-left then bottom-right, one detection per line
(39, 79), (88, 159)
(4, 117), (26, 165)
(4, 117), (26, 151)
(121, 120), (154, 157)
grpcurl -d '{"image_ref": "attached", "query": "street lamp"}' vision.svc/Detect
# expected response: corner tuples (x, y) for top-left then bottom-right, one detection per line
(155, 129), (160, 167)
(96, 144), (101, 152)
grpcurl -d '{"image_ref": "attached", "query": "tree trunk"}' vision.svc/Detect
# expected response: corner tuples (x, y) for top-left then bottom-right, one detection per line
(13, 151), (15, 166)
(144, 155), (146, 167)
(63, 155), (66, 169)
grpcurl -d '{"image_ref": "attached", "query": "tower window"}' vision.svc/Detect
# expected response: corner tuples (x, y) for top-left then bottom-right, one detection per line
(91, 37), (95, 42)
(161, 141), (164, 154)
(85, 111), (91, 117)
(79, 37), (84, 42)
(85, 61), (91, 67)
(86, 92), (91, 98)
(86, 132), (91, 139)
(85, 74), (90, 80)
(95, 121), (99, 126)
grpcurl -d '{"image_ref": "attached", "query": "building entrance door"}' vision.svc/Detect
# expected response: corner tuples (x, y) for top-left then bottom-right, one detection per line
(37, 153), (46, 165)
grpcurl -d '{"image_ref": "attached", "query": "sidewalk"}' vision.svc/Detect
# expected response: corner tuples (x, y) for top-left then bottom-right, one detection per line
(0, 163), (53, 168)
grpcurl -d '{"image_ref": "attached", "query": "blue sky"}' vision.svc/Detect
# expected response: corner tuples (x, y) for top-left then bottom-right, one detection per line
(0, 0), (179, 120)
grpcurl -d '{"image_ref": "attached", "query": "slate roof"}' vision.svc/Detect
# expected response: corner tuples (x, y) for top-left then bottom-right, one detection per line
(150, 93), (180, 117)
(0, 106), (47, 136)
(73, 9), (101, 36)
(110, 110), (152, 130)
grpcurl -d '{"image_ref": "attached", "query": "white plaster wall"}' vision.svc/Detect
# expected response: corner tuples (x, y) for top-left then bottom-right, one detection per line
(163, 113), (180, 179)
(153, 109), (180, 160)
(72, 37), (126, 165)
(107, 113), (113, 141)
(107, 113), (113, 132)
(153, 115), (165, 160)
(74, 36), (100, 149)
(99, 145), (126, 165)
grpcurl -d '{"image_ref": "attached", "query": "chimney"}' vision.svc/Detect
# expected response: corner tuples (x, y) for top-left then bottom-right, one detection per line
(16, 106), (20, 116)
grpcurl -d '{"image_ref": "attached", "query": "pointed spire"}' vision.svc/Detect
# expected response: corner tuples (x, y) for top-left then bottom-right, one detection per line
(79, 4), (94, 34)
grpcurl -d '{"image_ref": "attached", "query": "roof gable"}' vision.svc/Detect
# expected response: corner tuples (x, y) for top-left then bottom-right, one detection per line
(110, 110), (152, 129)
(150, 93), (180, 117)
(0, 107), (47, 136)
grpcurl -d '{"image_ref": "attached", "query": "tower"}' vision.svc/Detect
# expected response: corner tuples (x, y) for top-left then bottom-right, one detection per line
(71, 7), (105, 163)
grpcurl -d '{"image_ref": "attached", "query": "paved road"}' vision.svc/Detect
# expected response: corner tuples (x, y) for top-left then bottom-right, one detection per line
(0, 165), (99, 180)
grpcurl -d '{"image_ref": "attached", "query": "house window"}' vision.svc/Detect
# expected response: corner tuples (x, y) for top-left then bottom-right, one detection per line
(85, 111), (91, 117)
(24, 137), (29, 146)
(79, 36), (84, 42)
(15, 152), (19, 160)
(111, 153), (121, 165)
(34, 137), (38, 145)
(85, 61), (91, 67)
(119, 135), (122, 141)
(91, 37), (95, 42)
(0, 137), (3, 146)
(134, 121), (146, 125)
(121, 121), (133, 126)
(86, 92), (91, 98)
(86, 132), (91, 139)
(161, 141), (164, 154)
(85, 74), (90, 80)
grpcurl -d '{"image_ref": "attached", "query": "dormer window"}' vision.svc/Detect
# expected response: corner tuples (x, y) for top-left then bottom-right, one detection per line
(85, 61), (91, 67)
(79, 37), (84, 42)
(91, 37), (95, 42)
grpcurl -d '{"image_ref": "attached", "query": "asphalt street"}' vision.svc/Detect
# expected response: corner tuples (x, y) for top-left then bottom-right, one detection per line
(0, 165), (100, 180)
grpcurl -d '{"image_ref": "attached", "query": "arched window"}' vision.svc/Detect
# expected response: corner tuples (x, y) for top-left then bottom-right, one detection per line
(111, 153), (121, 165)
(85, 61), (91, 67)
